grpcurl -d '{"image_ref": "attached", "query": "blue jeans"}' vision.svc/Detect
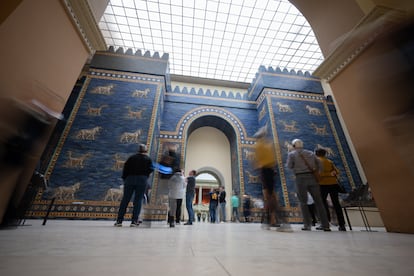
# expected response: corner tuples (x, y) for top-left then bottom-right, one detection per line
(232, 207), (239, 222)
(209, 203), (217, 223)
(116, 175), (147, 223)
(186, 192), (195, 222)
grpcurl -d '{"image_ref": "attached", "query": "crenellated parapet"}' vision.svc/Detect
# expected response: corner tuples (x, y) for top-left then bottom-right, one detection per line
(255, 65), (313, 77)
(107, 46), (169, 60)
(247, 65), (323, 101)
(91, 47), (171, 92)
(170, 86), (247, 100)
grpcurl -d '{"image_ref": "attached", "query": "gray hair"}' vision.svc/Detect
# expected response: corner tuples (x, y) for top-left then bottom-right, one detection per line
(138, 144), (148, 153)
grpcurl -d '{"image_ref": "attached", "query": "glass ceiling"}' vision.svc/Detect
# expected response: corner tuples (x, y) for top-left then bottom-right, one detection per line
(99, 0), (324, 83)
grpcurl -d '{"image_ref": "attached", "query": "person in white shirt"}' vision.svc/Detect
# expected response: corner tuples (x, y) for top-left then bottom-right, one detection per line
(167, 169), (185, 228)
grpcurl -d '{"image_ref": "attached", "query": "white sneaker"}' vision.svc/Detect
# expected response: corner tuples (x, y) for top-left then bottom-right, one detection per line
(261, 224), (271, 230)
(276, 224), (293, 232)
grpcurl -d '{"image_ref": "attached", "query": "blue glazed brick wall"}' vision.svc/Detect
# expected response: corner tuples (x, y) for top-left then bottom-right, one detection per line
(44, 74), (163, 200)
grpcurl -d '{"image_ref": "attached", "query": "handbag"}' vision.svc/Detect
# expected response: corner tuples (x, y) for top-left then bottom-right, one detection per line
(335, 178), (347, 193)
(331, 163), (346, 193)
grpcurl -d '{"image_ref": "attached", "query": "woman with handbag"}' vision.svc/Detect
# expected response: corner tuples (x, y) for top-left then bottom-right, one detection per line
(315, 148), (347, 231)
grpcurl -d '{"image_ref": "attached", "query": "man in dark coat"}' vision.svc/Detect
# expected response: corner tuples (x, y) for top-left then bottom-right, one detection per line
(114, 144), (153, 227)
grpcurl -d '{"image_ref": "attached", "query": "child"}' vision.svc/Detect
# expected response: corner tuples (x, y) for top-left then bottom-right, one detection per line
(231, 193), (240, 222)
(307, 192), (318, 226)
(242, 194), (251, 223)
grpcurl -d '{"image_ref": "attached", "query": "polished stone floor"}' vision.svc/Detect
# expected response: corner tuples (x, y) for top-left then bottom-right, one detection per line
(0, 220), (413, 276)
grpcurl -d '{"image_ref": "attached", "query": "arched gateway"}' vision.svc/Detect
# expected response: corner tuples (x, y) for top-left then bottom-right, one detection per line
(157, 109), (244, 192)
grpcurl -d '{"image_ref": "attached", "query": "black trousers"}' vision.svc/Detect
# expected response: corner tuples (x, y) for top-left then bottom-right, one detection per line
(307, 203), (318, 224)
(175, 198), (183, 222)
(320, 184), (346, 227)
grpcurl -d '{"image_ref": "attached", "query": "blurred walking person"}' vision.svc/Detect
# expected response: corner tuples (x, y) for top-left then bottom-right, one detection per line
(254, 127), (292, 232)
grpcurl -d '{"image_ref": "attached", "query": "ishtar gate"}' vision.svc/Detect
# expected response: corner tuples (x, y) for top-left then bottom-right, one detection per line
(24, 47), (363, 224)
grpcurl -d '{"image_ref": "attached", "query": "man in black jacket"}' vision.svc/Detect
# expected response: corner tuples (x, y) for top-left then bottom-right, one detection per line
(184, 170), (196, 225)
(114, 144), (153, 227)
(218, 186), (226, 222)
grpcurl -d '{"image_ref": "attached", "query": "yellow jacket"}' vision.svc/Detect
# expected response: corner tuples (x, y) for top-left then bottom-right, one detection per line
(317, 156), (339, 185)
(255, 138), (276, 168)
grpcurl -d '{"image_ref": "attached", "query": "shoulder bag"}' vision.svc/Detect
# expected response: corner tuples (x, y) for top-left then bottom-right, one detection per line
(335, 177), (347, 193)
(298, 152), (320, 182)
(330, 162), (346, 193)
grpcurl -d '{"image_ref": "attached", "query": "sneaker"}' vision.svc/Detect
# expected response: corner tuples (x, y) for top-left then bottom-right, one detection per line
(114, 222), (122, 227)
(316, 226), (331, 231)
(301, 227), (311, 231)
(338, 226), (347, 231)
(261, 224), (271, 230)
(130, 222), (139, 227)
(277, 224), (294, 233)
(184, 222), (193, 225)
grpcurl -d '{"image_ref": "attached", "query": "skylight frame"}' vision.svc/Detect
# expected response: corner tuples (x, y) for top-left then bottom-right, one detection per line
(99, 0), (324, 83)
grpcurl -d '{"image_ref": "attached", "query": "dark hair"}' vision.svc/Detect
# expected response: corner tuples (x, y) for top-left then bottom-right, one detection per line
(315, 148), (327, 157)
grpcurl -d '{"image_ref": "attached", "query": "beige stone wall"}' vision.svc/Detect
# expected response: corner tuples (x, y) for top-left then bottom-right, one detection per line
(0, 0), (90, 223)
(294, 0), (414, 233)
(329, 37), (414, 233)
